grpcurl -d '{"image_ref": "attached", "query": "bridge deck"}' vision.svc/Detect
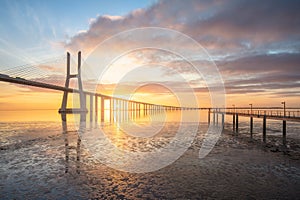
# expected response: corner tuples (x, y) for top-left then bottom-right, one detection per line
(1, 75), (300, 114)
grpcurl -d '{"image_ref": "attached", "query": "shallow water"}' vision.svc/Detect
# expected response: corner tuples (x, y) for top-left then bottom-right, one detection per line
(0, 110), (300, 199)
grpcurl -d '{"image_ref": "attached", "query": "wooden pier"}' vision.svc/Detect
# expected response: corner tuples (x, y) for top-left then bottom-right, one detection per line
(209, 108), (300, 146)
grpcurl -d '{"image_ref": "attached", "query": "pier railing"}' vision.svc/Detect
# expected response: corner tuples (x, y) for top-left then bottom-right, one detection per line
(226, 109), (300, 119)
(213, 108), (300, 122)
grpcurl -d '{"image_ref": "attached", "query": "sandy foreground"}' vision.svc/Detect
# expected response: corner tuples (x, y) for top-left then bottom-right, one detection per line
(0, 125), (299, 199)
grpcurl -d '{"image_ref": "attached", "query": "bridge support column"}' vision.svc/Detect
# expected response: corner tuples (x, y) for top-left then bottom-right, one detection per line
(101, 97), (104, 122)
(129, 101), (132, 111)
(59, 51), (87, 121)
(263, 115), (266, 143)
(283, 120), (286, 146)
(208, 109), (211, 125)
(132, 103), (135, 116)
(122, 100), (126, 121)
(110, 98), (113, 122)
(95, 95), (98, 122)
(90, 95), (93, 122)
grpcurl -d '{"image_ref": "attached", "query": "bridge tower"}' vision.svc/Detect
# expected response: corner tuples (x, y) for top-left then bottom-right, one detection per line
(59, 51), (87, 121)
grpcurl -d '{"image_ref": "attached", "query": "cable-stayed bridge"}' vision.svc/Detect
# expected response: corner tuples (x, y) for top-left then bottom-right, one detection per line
(0, 52), (201, 121)
(1, 51), (300, 146)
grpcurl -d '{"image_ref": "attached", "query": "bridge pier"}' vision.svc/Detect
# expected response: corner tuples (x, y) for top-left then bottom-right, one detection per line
(90, 94), (93, 122)
(208, 109), (211, 125)
(59, 51), (87, 121)
(128, 101), (131, 111)
(101, 97), (105, 122)
(110, 98), (113, 122)
(95, 95), (98, 122)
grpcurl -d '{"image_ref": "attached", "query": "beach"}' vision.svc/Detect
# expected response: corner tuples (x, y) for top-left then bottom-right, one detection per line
(1, 112), (300, 199)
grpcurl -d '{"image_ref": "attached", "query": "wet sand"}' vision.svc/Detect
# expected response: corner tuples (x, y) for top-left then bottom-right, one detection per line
(1, 124), (300, 199)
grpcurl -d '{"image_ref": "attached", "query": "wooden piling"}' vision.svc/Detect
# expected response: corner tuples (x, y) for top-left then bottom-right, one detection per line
(213, 110), (216, 125)
(283, 120), (286, 146)
(263, 115), (266, 143)
(250, 117), (253, 138)
(235, 114), (239, 134)
(221, 113), (224, 129)
(233, 114), (235, 132)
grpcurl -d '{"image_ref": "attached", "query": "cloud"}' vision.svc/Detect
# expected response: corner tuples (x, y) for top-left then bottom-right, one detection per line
(65, 0), (300, 54)
(102, 15), (125, 21)
(63, 0), (300, 101)
(218, 53), (300, 75)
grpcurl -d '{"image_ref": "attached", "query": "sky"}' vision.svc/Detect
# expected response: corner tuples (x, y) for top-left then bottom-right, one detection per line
(0, 0), (299, 110)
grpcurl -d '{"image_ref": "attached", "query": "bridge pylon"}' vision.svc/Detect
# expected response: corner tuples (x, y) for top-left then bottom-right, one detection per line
(59, 51), (87, 121)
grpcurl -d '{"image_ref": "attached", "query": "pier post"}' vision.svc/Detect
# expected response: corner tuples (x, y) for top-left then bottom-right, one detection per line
(213, 110), (216, 125)
(221, 113), (224, 129)
(235, 114), (239, 134)
(216, 111), (219, 125)
(283, 120), (286, 146)
(233, 114), (235, 133)
(263, 115), (266, 143)
(250, 117), (253, 139)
